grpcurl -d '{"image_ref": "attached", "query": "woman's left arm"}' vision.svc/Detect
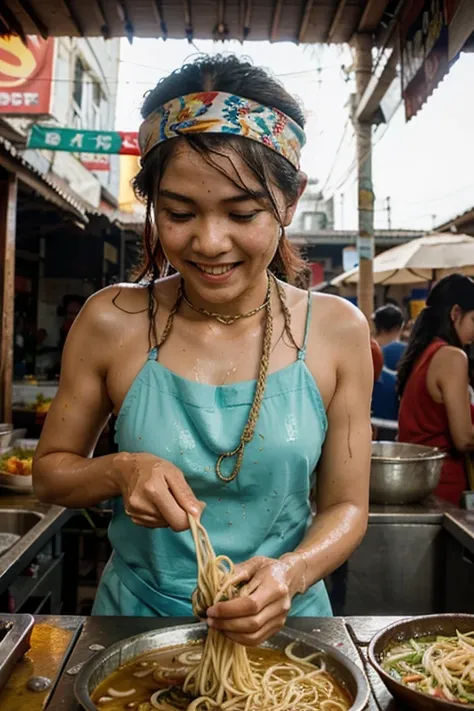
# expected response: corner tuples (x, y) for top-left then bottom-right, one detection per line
(206, 304), (372, 645)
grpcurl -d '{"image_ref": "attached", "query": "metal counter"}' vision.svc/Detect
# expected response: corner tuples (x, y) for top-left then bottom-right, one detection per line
(331, 497), (474, 617)
(0, 495), (72, 593)
(46, 615), (394, 711)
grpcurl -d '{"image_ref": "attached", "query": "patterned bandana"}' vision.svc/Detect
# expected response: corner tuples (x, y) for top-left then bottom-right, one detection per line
(138, 91), (306, 169)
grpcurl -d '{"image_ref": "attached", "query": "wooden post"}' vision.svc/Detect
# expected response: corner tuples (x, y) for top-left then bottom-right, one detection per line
(0, 170), (18, 423)
(353, 33), (374, 324)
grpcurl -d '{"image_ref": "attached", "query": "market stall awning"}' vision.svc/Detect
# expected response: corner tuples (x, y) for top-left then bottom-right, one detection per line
(331, 232), (474, 286)
(1, 0), (394, 44)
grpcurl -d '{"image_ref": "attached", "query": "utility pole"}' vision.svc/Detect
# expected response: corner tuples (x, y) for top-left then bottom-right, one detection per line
(352, 33), (374, 324)
(340, 192), (344, 229)
(386, 196), (392, 230)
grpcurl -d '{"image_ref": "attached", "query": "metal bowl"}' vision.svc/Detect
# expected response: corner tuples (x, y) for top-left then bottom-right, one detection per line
(0, 425), (13, 450)
(75, 622), (370, 711)
(368, 614), (474, 711)
(370, 441), (446, 505)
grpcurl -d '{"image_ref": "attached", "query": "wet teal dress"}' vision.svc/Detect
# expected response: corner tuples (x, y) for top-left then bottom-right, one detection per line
(93, 291), (332, 617)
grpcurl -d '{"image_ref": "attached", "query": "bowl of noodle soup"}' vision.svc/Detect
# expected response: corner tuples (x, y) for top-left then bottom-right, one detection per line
(75, 622), (370, 711)
(368, 614), (474, 711)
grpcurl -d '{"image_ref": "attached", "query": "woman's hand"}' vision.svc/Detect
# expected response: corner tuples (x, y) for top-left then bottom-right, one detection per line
(113, 452), (205, 532)
(206, 554), (306, 646)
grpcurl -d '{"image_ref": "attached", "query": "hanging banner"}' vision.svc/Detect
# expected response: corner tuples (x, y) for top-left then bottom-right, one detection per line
(27, 125), (140, 155)
(0, 35), (55, 115)
(400, 0), (455, 121)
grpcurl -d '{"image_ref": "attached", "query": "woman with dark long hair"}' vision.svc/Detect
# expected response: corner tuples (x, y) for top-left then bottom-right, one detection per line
(398, 274), (474, 505)
(32, 55), (372, 638)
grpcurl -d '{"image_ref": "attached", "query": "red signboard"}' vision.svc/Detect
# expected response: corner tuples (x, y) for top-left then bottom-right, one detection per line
(118, 132), (140, 155)
(0, 35), (54, 115)
(400, 0), (451, 121)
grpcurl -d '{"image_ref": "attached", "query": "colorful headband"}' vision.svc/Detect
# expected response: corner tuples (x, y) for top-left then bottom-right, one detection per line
(138, 91), (305, 169)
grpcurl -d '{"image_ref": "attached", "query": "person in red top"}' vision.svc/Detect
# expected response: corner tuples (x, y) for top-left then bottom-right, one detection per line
(398, 274), (474, 506)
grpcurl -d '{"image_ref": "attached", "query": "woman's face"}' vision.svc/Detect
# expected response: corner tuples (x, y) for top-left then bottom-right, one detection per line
(154, 143), (300, 308)
(453, 308), (474, 345)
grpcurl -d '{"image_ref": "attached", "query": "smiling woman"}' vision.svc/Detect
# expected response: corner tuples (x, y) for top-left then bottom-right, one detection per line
(33, 54), (372, 647)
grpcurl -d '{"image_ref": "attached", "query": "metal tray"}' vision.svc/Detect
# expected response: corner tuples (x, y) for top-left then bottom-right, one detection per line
(0, 613), (34, 692)
(75, 621), (370, 710)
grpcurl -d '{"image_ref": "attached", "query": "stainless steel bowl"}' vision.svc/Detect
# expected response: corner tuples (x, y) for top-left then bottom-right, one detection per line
(75, 622), (370, 711)
(368, 614), (474, 711)
(370, 441), (445, 505)
(0, 425), (13, 450)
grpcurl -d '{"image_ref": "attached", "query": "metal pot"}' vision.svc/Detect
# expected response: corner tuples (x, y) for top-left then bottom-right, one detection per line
(368, 614), (474, 711)
(0, 425), (13, 450)
(75, 622), (370, 711)
(370, 441), (445, 505)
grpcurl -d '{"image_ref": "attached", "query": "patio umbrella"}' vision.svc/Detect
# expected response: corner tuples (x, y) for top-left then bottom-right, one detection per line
(331, 233), (474, 286)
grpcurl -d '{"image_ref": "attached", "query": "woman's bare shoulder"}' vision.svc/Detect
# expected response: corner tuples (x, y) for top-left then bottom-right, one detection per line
(80, 276), (180, 330)
(433, 344), (468, 370)
(310, 292), (369, 341)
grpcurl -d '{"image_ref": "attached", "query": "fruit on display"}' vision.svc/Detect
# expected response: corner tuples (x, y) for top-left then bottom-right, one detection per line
(0, 449), (33, 476)
(28, 394), (52, 413)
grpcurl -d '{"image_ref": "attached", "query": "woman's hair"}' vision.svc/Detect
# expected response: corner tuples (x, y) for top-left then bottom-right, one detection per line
(132, 54), (307, 287)
(397, 274), (474, 396)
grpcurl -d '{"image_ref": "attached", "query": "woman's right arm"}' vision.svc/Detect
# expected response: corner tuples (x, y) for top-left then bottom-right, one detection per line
(33, 291), (203, 530)
(437, 347), (474, 452)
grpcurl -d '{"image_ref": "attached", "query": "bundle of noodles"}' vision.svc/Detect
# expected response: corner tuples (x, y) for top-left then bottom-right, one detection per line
(183, 515), (260, 709)
(178, 514), (351, 711)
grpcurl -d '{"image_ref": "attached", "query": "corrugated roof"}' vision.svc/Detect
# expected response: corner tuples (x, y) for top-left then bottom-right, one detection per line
(0, 135), (90, 221)
(3, 1), (393, 44)
(437, 207), (474, 232)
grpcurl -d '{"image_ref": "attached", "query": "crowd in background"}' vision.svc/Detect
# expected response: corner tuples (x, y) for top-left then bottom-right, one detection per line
(371, 274), (474, 506)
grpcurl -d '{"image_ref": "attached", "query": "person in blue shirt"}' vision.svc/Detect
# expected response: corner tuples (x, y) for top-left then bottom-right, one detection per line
(374, 304), (406, 371)
(371, 367), (399, 421)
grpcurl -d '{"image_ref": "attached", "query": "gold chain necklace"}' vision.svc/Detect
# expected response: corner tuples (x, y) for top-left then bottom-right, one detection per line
(181, 279), (271, 325)
(157, 272), (276, 483)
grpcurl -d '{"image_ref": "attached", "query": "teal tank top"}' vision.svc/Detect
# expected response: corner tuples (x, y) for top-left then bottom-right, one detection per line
(93, 291), (332, 617)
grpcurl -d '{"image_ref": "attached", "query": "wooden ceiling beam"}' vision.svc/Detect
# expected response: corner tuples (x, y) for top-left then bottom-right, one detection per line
(16, 0), (49, 38)
(61, 0), (85, 36)
(183, 0), (193, 41)
(95, 0), (110, 39)
(327, 0), (349, 43)
(298, 0), (314, 43)
(152, 0), (168, 39)
(0, 3), (27, 42)
(358, 0), (391, 33)
(270, 0), (284, 42)
(242, 0), (252, 40)
(116, 0), (134, 43)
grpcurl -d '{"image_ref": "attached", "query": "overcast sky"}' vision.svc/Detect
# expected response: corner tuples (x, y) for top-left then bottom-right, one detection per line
(115, 38), (474, 233)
